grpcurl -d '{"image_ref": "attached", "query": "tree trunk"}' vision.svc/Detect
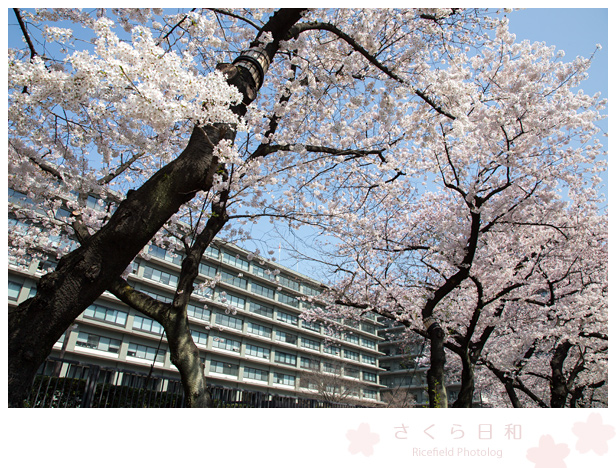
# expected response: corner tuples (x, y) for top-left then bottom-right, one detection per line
(8, 8), (306, 407)
(452, 351), (474, 407)
(164, 307), (211, 408)
(426, 323), (448, 408)
(550, 340), (573, 408)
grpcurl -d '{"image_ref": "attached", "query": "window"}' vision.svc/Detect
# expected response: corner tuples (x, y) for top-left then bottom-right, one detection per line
(345, 333), (359, 345)
(344, 367), (360, 379)
(252, 264), (274, 279)
(363, 371), (377, 383)
(322, 361), (339, 374)
(323, 345), (340, 356)
(86, 195), (106, 212)
(273, 372), (295, 386)
(251, 282), (274, 299)
(219, 290), (245, 309)
(247, 322), (272, 338)
(149, 245), (182, 265)
(249, 301), (274, 319)
(133, 315), (164, 335)
(363, 389), (377, 399)
(300, 379), (318, 390)
(143, 265), (178, 287)
(245, 344), (270, 360)
(191, 330), (209, 346)
(222, 251), (249, 271)
(215, 313), (243, 330)
(275, 330), (298, 345)
(300, 357), (319, 370)
(54, 206), (71, 220)
(37, 259), (58, 272)
(8, 280), (23, 300)
(193, 282), (213, 299)
(205, 245), (219, 259)
(244, 367), (268, 382)
(361, 337), (376, 349)
(361, 322), (377, 334)
(302, 284), (321, 296)
(187, 304), (210, 322)
(361, 354), (377, 366)
(84, 303), (128, 326)
(212, 336), (241, 352)
(277, 311), (298, 326)
(210, 360), (239, 376)
(127, 342), (166, 362)
(278, 292), (299, 308)
(199, 263), (217, 278)
(221, 270), (247, 289)
(274, 351), (297, 366)
(365, 312), (377, 321)
(301, 337), (320, 351)
(8, 188), (29, 205)
(301, 320), (321, 332)
(279, 275), (300, 291)
(76, 332), (121, 354)
(344, 349), (360, 361)
(324, 327), (342, 339)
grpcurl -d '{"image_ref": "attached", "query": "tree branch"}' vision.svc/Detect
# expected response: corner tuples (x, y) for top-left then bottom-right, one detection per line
(292, 21), (456, 119)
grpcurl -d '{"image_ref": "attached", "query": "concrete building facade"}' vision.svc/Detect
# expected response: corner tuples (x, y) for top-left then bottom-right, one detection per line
(9, 233), (384, 405)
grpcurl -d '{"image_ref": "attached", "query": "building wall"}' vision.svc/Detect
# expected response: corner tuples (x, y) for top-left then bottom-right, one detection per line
(8, 240), (384, 404)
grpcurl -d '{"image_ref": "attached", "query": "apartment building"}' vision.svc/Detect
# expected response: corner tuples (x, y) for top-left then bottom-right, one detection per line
(8, 228), (384, 404)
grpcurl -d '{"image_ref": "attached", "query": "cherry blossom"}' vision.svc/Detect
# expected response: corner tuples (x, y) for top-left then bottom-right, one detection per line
(8, 8), (606, 408)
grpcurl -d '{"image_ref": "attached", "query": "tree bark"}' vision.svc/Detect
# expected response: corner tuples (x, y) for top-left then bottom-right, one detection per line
(163, 305), (211, 408)
(426, 323), (448, 408)
(452, 351), (475, 407)
(8, 8), (306, 407)
(549, 340), (573, 408)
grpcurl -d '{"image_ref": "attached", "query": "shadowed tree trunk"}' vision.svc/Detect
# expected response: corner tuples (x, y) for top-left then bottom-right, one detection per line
(550, 340), (573, 408)
(426, 322), (448, 407)
(452, 350), (475, 408)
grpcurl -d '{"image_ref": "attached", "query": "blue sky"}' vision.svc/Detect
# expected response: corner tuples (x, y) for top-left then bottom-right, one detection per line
(506, 8), (608, 103)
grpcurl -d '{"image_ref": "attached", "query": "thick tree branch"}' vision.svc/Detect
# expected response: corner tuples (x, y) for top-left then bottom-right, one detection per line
(13, 9), (37, 61)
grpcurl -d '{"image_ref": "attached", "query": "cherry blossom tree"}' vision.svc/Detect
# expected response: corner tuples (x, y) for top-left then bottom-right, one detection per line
(8, 8), (500, 406)
(8, 7), (307, 407)
(296, 21), (607, 407)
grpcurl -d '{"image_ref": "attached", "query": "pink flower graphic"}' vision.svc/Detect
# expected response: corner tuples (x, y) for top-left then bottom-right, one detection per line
(572, 413), (615, 455)
(346, 422), (380, 456)
(526, 435), (570, 468)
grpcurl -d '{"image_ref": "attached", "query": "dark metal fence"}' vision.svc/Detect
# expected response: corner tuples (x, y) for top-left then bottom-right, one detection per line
(25, 357), (364, 408)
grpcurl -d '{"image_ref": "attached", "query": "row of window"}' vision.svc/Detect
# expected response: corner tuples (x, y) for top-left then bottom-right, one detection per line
(63, 294), (380, 366)
(209, 359), (377, 395)
(141, 264), (308, 313)
(70, 330), (378, 381)
(147, 244), (323, 298)
(9, 274), (378, 349)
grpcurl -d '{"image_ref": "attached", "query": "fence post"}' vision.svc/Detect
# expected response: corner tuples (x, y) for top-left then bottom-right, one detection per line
(81, 365), (100, 408)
